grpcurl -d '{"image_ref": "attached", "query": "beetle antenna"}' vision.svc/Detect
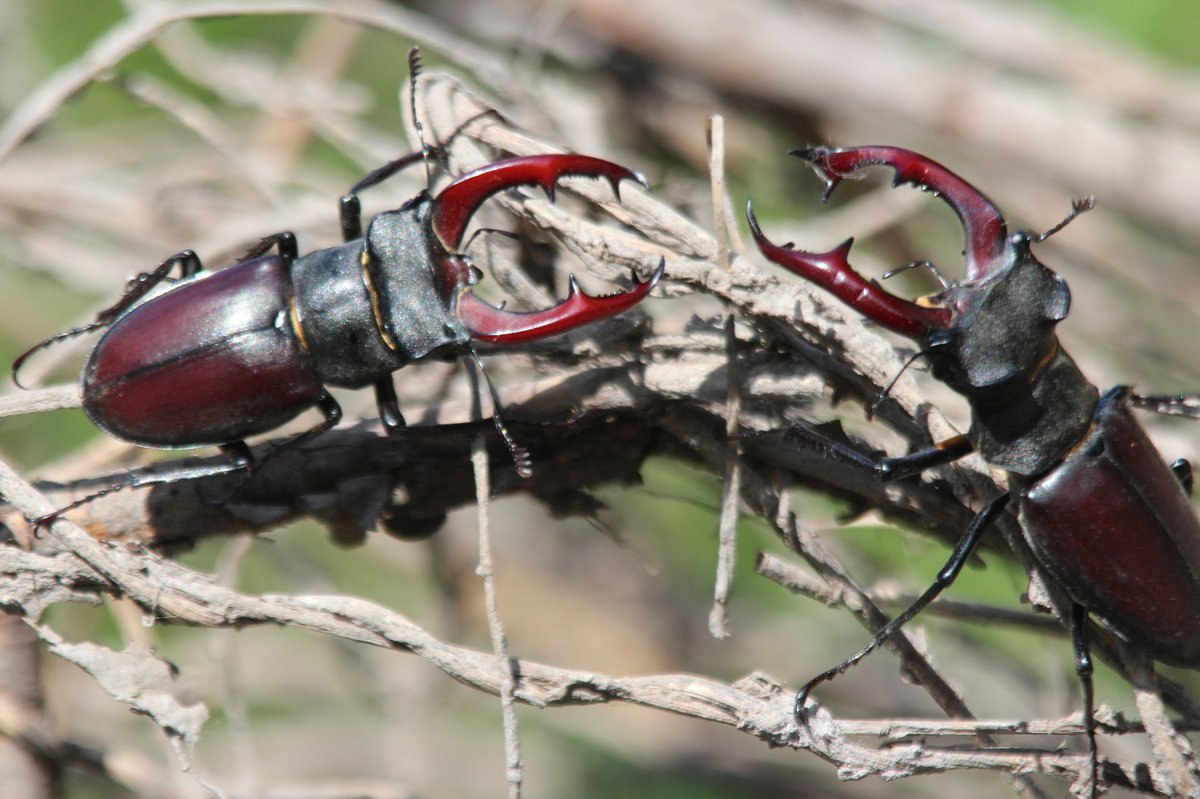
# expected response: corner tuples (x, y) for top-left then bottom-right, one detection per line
(461, 227), (520, 255)
(882, 259), (951, 290)
(1038, 195), (1096, 242)
(866, 347), (933, 420)
(468, 347), (534, 478)
(407, 47), (434, 188)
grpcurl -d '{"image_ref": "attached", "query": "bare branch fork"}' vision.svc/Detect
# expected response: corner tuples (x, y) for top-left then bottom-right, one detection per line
(0, 56), (1194, 798)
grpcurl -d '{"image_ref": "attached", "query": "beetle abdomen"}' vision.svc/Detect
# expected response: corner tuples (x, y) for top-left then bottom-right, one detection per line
(82, 256), (322, 448)
(1020, 388), (1200, 666)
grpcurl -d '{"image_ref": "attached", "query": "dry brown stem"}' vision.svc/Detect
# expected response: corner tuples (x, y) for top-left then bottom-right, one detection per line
(1, 5), (1197, 797)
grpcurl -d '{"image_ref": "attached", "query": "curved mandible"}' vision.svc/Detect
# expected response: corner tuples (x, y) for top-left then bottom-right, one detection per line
(430, 154), (647, 250)
(747, 202), (951, 340)
(459, 260), (664, 344)
(792, 146), (1009, 282)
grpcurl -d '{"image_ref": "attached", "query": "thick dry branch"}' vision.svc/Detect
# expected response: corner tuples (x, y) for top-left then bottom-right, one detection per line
(0, 513), (1101, 789)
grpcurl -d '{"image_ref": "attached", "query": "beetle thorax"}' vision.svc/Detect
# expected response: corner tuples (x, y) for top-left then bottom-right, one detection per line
(361, 201), (470, 361)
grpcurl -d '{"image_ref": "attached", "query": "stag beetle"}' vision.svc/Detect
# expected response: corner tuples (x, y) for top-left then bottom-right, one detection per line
(747, 145), (1200, 793)
(13, 64), (660, 524)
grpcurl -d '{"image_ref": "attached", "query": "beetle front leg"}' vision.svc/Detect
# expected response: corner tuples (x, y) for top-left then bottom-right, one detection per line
(878, 434), (974, 481)
(374, 378), (406, 434)
(339, 150), (429, 242)
(778, 424), (974, 483)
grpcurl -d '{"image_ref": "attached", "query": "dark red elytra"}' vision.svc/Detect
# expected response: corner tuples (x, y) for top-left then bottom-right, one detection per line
(15, 151), (661, 523)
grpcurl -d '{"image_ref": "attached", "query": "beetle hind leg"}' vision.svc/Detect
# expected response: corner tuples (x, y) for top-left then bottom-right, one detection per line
(1070, 603), (1102, 798)
(12, 249), (202, 389)
(27, 439), (253, 528)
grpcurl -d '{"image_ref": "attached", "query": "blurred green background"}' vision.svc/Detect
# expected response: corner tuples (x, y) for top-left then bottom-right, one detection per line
(2, 2), (1199, 798)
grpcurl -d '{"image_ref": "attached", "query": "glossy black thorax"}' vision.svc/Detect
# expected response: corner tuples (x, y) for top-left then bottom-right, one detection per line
(292, 197), (469, 389)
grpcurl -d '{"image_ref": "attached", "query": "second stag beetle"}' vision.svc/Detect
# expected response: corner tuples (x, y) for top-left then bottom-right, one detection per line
(748, 145), (1200, 791)
(15, 142), (660, 523)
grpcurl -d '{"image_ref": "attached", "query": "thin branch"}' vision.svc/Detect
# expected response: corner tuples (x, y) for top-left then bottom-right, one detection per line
(0, 0), (511, 164)
(708, 113), (741, 639)
(471, 436), (523, 798)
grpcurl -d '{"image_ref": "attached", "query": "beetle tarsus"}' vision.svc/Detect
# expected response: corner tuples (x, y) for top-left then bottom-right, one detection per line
(12, 249), (202, 389)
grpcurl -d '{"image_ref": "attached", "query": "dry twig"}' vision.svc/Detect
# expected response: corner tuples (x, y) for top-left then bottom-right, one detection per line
(1, 5), (1198, 797)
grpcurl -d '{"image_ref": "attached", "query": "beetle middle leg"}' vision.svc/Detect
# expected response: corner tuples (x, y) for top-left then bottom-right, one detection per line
(1131, 392), (1199, 494)
(793, 485), (1011, 718)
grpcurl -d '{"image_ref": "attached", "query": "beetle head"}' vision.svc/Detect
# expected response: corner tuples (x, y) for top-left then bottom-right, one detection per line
(749, 146), (1074, 402)
(922, 232), (1070, 398)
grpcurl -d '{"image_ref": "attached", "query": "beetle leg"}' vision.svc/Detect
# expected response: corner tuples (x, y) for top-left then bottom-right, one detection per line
(791, 146), (1009, 282)
(340, 150), (430, 242)
(429, 154), (647, 251)
(746, 202), (951, 339)
(1171, 459), (1194, 496)
(1070, 603), (1100, 798)
(794, 492), (1011, 720)
(12, 249), (202, 389)
(240, 231), (299, 263)
(877, 435), (974, 481)
(374, 378), (406, 434)
(198, 394), (344, 507)
(28, 439), (253, 527)
(458, 259), (663, 344)
(1130, 392), (1200, 420)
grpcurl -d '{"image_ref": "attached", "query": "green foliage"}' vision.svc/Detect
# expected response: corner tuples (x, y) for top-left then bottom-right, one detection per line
(1043, 0), (1200, 66)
